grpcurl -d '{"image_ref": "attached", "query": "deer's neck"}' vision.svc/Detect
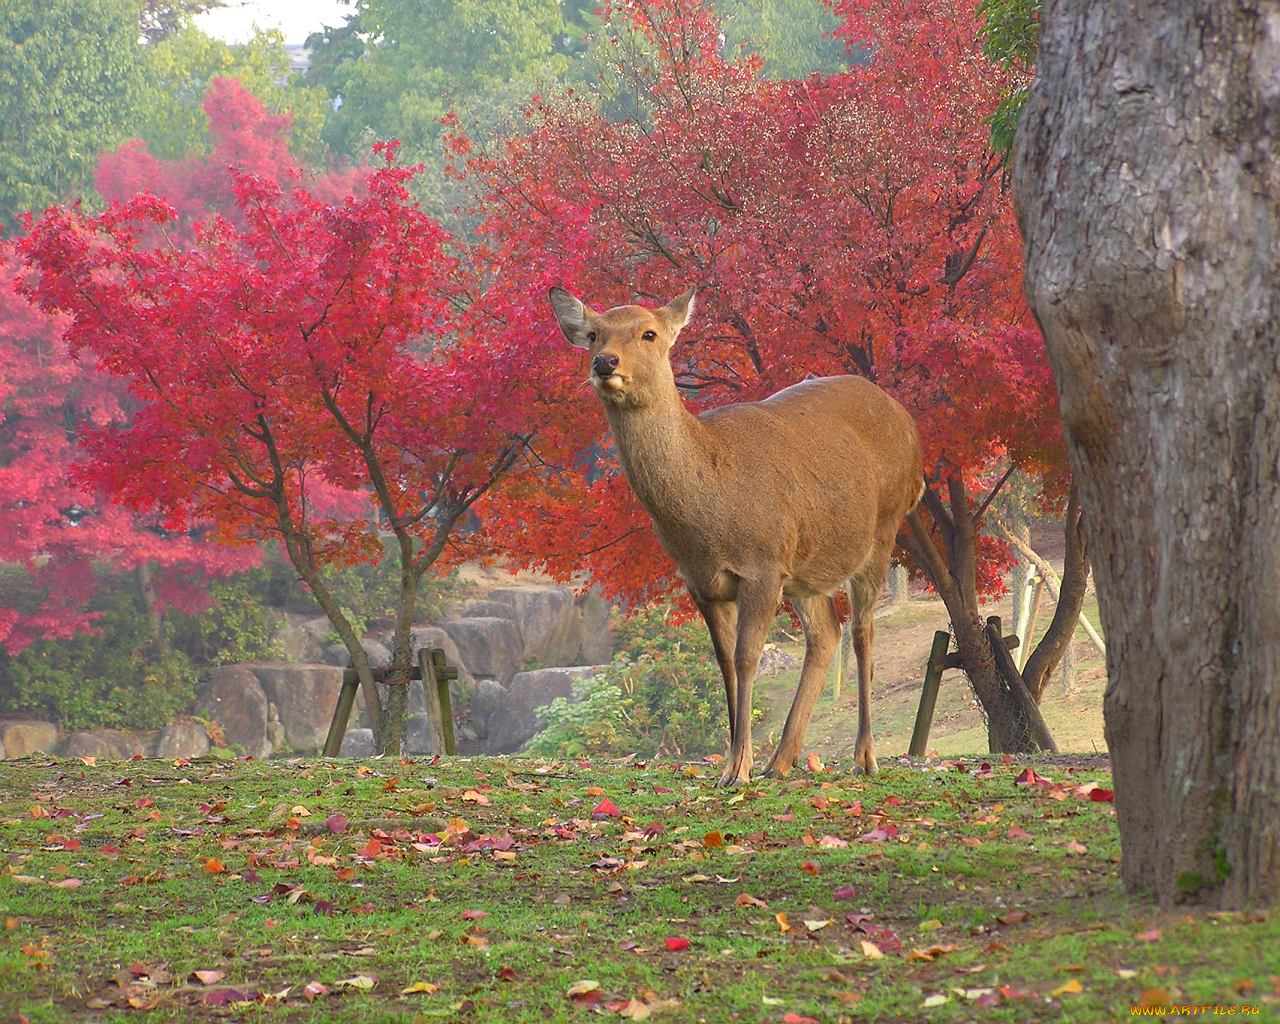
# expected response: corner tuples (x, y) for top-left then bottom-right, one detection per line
(604, 383), (710, 522)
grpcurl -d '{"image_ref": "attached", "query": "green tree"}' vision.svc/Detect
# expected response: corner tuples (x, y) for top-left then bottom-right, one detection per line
(0, 0), (143, 231)
(718, 0), (850, 78)
(133, 25), (329, 162)
(308, 0), (571, 184)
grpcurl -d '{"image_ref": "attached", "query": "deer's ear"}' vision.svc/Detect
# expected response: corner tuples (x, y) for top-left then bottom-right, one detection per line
(549, 287), (595, 349)
(659, 287), (696, 335)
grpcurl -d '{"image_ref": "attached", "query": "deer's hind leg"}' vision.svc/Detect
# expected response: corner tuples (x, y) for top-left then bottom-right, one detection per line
(762, 593), (840, 779)
(718, 574), (781, 788)
(849, 547), (894, 776)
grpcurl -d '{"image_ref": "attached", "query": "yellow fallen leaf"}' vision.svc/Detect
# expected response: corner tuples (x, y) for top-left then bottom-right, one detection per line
(1050, 979), (1083, 997)
(566, 980), (601, 997)
(776, 913), (794, 934)
(79, 756), (97, 767)
(802, 919), (832, 931)
(618, 998), (652, 1020)
(918, 918), (943, 931)
(860, 940), (884, 960)
(400, 981), (439, 995)
(290, 805), (311, 817)
(921, 994), (949, 1008)
(334, 974), (376, 991)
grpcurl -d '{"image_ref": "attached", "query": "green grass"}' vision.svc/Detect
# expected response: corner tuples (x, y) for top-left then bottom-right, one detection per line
(1, 754), (1275, 1022)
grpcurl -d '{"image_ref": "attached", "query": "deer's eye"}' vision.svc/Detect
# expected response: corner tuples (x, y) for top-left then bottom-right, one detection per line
(586, 331), (597, 343)
(642, 330), (657, 341)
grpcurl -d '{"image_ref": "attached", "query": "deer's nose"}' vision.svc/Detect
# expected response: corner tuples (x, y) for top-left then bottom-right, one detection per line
(593, 353), (619, 378)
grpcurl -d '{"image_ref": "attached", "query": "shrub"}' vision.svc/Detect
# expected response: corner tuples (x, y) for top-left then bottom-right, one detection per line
(525, 605), (729, 759)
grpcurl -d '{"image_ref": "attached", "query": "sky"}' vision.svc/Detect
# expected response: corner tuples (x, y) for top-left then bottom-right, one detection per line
(196, 0), (354, 45)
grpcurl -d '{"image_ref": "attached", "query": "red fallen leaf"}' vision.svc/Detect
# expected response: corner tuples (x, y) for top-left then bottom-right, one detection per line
(135, 798), (153, 809)
(567, 980), (603, 1003)
(1136, 928), (1161, 942)
(702, 831), (724, 848)
(1089, 788), (1115, 802)
(591, 798), (621, 819)
(1001, 754), (1014, 764)
(1014, 768), (1042, 785)
(832, 885), (857, 901)
(313, 900), (336, 916)
(652, 785), (672, 794)
(881, 795), (905, 808)
(497, 966), (517, 981)
(799, 860), (820, 875)
(325, 814), (349, 833)
(1006, 826), (1033, 840)
(856, 824), (899, 843)
(461, 909), (489, 921)
(783, 1014), (820, 1024)
(999, 984), (1032, 1000)
(664, 936), (691, 951)
(50, 878), (83, 888)
(996, 910), (1030, 926)
(641, 822), (665, 837)
(302, 981), (328, 1002)
(100, 845), (121, 855)
(974, 991), (1001, 1008)
(357, 838), (384, 858)
(805, 753), (825, 773)
(202, 858), (225, 874)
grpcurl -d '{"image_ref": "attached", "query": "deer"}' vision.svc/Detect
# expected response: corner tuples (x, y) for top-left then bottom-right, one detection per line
(549, 286), (924, 787)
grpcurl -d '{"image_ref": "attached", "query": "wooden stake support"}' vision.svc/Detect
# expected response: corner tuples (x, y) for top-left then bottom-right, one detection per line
(322, 648), (459, 757)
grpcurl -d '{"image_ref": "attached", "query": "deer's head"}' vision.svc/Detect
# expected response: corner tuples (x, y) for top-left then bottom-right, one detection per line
(549, 287), (695, 408)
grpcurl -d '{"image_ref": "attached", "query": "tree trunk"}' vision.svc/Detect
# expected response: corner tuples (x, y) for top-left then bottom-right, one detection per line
(1013, 1), (1280, 906)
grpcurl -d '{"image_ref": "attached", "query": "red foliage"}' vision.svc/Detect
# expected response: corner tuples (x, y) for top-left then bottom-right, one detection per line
(0, 243), (251, 654)
(18, 137), (562, 617)
(459, 0), (1063, 606)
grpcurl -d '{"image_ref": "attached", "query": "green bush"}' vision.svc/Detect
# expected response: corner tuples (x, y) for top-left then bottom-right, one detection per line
(525, 605), (729, 759)
(169, 568), (283, 667)
(0, 579), (198, 730)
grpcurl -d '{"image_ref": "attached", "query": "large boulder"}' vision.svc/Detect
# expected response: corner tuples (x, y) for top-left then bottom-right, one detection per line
(338, 728), (375, 757)
(484, 665), (609, 754)
(153, 719), (211, 760)
(246, 662), (344, 754)
(275, 613), (334, 664)
(576, 589), (615, 665)
(62, 728), (147, 760)
(0, 719), (57, 757)
(440, 616), (525, 683)
(202, 665), (272, 758)
(487, 586), (578, 667)
(319, 637), (392, 671)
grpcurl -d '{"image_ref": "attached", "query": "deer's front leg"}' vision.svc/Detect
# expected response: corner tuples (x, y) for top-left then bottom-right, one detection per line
(718, 576), (780, 788)
(763, 594), (840, 778)
(693, 595), (739, 750)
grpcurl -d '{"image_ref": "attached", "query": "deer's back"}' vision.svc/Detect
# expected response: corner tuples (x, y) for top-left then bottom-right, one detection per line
(683, 375), (922, 596)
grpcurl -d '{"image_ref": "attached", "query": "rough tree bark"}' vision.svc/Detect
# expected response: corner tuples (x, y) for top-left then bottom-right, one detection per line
(1012, 2), (1280, 907)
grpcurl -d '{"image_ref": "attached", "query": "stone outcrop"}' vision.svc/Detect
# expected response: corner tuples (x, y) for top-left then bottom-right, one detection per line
(62, 728), (147, 760)
(153, 719), (211, 759)
(480, 665), (609, 754)
(0, 719), (58, 757)
(245, 662), (344, 754)
(439, 616), (525, 683)
(202, 665), (272, 758)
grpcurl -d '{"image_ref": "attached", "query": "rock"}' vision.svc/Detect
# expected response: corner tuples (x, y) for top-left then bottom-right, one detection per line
(153, 720), (211, 759)
(276, 613), (333, 663)
(203, 665), (272, 758)
(488, 586), (578, 667)
(576, 588), (615, 665)
(0, 719), (58, 757)
(320, 637), (392, 671)
(61, 728), (146, 760)
(459, 599), (516, 619)
(404, 712), (433, 755)
(247, 663), (344, 754)
(758, 643), (800, 676)
(485, 665), (609, 754)
(338, 728), (375, 757)
(464, 679), (508, 744)
(440, 616), (525, 683)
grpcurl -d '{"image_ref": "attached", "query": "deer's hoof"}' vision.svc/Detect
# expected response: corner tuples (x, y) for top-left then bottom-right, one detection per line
(854, 755), (879, 776)
(717, 764), (752, 788)
(760, 756), (792, 780)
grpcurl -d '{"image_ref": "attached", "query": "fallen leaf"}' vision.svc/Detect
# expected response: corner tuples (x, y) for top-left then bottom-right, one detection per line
(702, 831), (723, 848)
(1138, 987), (1171, 1007)
(202, 858), (225, 874)
(617, 997), (652, 1020)
(592, 798), (621, 819)
(325, 814), (349, 833)
(996, 910), (1029, 926)
(798, 860), (820, 875)
(782, 1014), (819, 1024)
(735, 893), (768, 908)
(832, 886), (856, 901)
(664, 937), (690, 951)
(401, 981), (439, 994)
(567, 979), (602, 1003)
(805, 753), (825, 773)
(921, 994), (949, 1008)
(776, 913), (795, 934)
(1050, 979), (1083, 997)
(333, 974), (376, 991)
(803, 919), (832, 931)
(191, 970), (225, 985)
(1136, 929), (1161, 942)
(461, 909), (489, 921)
(860, 940), (884, 959)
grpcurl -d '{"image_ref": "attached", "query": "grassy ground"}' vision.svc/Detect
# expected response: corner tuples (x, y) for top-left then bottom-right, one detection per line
(1, 754), (1275, 1022)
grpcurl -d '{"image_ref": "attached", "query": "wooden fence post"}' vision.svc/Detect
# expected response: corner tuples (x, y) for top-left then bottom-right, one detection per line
(322, 665), (362, 757)
(985, 615), (1058, 753)
(909, 630), (953, 757)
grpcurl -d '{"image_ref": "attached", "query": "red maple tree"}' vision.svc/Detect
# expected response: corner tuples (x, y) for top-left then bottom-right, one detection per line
(19, 88), (567, 751)
(459, 0), (1079, 749)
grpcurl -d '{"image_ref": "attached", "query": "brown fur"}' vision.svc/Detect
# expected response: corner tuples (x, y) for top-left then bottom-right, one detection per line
(550, 287), (924, 785)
